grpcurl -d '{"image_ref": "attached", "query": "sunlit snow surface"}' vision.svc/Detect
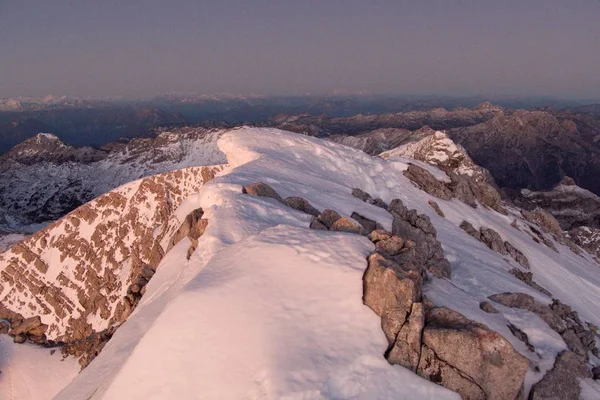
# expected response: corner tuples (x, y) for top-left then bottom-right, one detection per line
(6, 127), (598, 399)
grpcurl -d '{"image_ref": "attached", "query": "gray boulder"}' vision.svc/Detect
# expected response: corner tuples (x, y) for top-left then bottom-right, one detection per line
(403, 164), (453, 200)
(350, 212), (377, 234)
(488, 292), (566, 333)
(460, 220), (481, 240)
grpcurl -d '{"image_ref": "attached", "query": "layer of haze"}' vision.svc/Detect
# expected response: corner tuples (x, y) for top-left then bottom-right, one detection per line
(1, 0), (599, 99)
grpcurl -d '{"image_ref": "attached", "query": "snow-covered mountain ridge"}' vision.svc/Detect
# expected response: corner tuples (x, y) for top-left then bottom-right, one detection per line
(1, 128), (600, 399)
(0, 127), (226, 232)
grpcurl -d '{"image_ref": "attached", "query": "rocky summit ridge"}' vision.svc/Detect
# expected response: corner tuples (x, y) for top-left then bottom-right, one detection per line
(1, 127), (600, 399)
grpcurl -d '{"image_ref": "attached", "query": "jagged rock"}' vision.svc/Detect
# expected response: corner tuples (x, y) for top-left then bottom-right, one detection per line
(140, 266), (155, 281)
(428, 200), (445, 217)
(317, 209), (342, 229)
(561, 329), (587, 359)
(508, 269), (552, 297)
(418, 345), (486, 400)
(460, 221), (481, 240)
(283, 197), (320, 217)
(480, 227), (508, 255)
(504, 241), (530, 269)
(593, 365), (600, 380)
(372, 198), (389, 210)
(507, 323), (534, 352)
(363, 252), (423, 344)
(375, 236), (405, 256)
(390, 199), (451, 278)
(529, 351), (591, 400)
(10, 316), (47, 337)
(521, 208), (564, 238)
(242, 182), (283, 202)
(386, 302), (424, 372)
(167, 208), (207, 252)
(309, 217), (328, 230)
(330, 217), (363, 234)
(479, 301), (499, 314)
(368, 229), (392, 243)
(403, 164), (453, 200)
(450, 175), (478, 208)
(61, 326), (117, 368)
(0, 320), (9, 334)
(488, 292), (566, 333)
(351, 188), (372, 202)
(350, 212), (377, 234)
(14, 333), (26, 343)
(419, 307), (529, 400)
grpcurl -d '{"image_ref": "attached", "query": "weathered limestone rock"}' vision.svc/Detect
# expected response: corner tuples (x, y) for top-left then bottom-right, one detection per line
(418, 344), (486, 400)
(479, 301), (499, 314)
(508, 269), (552, 297)
(480, 227), (508, 255)
(309, 217), (328, 230)
(460, 220), (481, 240)
(351, 188), (372, 202)
(504, 241), (530, 269)
(350, 212), (377, 234)
(242, 182), (283, 202)
(488, 293), (566, 333)
(386, 302), (424, 372)
(389, 199), (451, 279)
(368, 229), (392, 243)
(420, 307), (529, 400)
(283, 197), (320, 217)
(375, 236), (405, 256)
(521, 208), (564, 238)
(317, 209), (342, 229)
(403, 164), (453, 200)
(330, 217), (363, 234)
(529, 351), (591, 400)
(10, 316), (47, 337)
(363, 252), (423, 344)
(428, 200), (445, 217)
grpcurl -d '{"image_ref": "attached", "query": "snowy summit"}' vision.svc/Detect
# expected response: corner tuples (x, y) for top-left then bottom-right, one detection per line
(1, 127), (600, 400)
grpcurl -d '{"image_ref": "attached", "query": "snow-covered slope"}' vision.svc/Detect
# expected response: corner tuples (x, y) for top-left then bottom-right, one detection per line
(0, 164), (226, 341)
(0, 128), (226, 231)
(3, 128), (600, 399)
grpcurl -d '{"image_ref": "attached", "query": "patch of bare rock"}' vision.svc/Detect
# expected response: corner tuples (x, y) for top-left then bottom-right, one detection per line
(403, 163), (506, 214)
(460, 221), (530, 269)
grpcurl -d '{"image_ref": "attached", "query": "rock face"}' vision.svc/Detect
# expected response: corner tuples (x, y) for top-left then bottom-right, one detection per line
(0, 164), (224, 342)
(488, 293), (599, 359)
(389, 199), (451, 279)
(419, 307), (529, 400)
(529, 351), (591, 400)
(450, 110), (600, 198)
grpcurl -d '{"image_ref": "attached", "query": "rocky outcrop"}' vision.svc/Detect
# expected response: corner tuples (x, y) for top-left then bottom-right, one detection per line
(403, 163), (506, 213)
(529, 351), (591, 400)
(460, 221), (531, 269)
(389, 199), (451, 279)
(488, 293), (599, 359)
(351, 188), (388, 209)
(508, 269), (552, 297)
(418, 307), (529, 400)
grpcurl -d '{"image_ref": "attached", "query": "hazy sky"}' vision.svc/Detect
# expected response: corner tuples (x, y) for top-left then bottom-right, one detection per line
(1, 0), (599, 98)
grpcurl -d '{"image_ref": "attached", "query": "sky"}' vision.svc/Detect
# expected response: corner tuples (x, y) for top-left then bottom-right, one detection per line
(1, 0), (599, 99)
